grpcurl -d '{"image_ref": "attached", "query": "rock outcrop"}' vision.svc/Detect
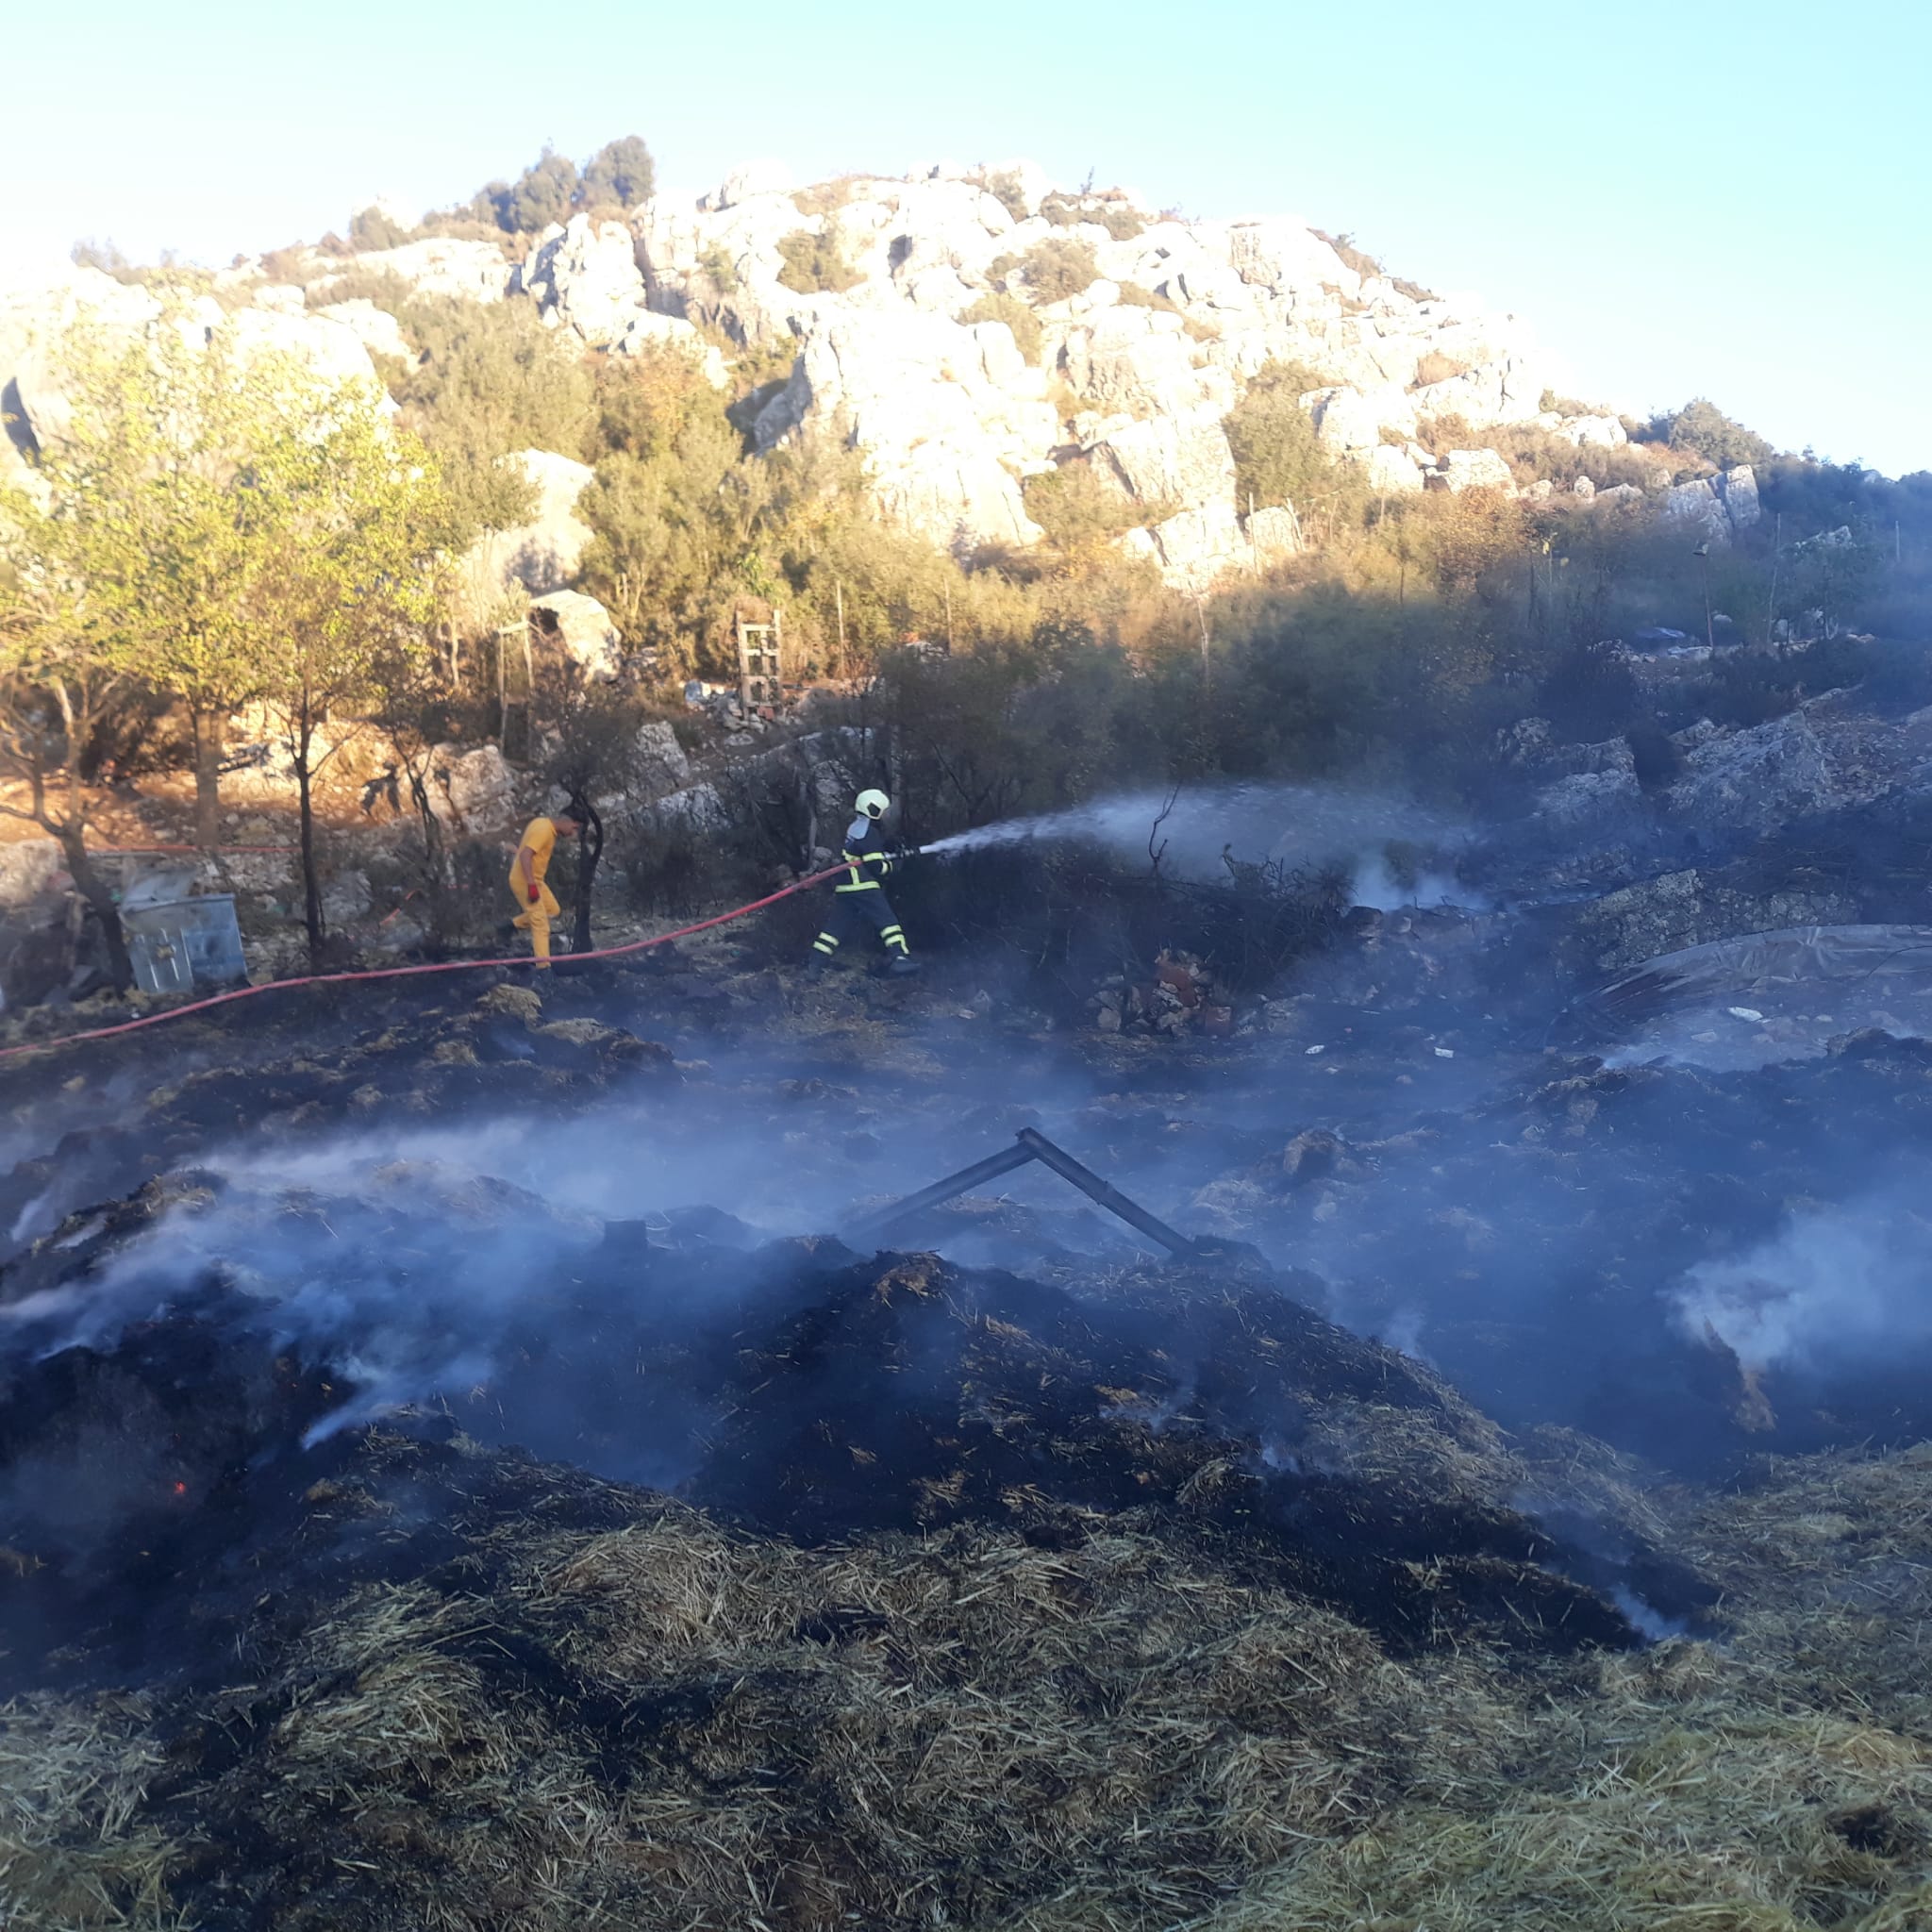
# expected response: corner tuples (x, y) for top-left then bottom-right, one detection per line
(0, 160), (1783, 599)
(460, 449), (597, 599)
(308, 237), (514, 303)
(529, 589), (622, 679)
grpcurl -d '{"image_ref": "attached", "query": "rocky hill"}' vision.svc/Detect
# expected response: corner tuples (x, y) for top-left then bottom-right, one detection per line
(1, 157), (1764, 605)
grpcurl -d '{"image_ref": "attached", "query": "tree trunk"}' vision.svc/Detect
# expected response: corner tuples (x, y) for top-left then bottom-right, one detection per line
(573, 797), (604, 956)
(56, 826), (133, 991)
(191, 708), (225, 849)
(295, 706), (325, 965)
(405, 759), (442, 870)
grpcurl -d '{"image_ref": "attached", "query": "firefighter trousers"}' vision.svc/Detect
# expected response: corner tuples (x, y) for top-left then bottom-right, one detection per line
(811, 886), (909, 963)
(510, 881), (561, 967)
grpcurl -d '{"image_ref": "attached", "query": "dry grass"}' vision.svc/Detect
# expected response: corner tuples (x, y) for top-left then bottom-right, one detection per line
(7, 1447), (1929, 1929)
(1197, 1443), (1932, 1932)
(0, 1695), (186, 1929)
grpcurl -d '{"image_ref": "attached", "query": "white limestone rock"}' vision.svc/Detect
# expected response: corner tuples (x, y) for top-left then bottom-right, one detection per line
(611, 308), (728, 386)
(226, 304), (388, 394)
(0, 839), (64, 908)
(313, 298), (410, 360)
(702, 160), (794, 210)
(529, 589), (623, 680)
(1714, 463), (1761, 529)
(1087, 406), (1237, 511)
(1221, 219), (1360, 302)
(1436, 449), (1516, 493)
(462, 450), (596, 598)
(312, 238), (513, 303)
(1363, 442), (1426, 494)
(524, 214), (648, 346)
(1245, 505), (1304, 560)
(1663, 476), (1730, 541)
(1553, 413), (1628, 448)
(751, 307), (1055, 550)
(1305, 385), (1418, 454)
(1146, 500), (1248, 589)
(430, 743), (518, 831)
(634, 721), (691, 791)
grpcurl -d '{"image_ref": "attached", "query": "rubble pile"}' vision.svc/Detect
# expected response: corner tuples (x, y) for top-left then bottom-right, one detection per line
(1090, 948), (1235, 1037)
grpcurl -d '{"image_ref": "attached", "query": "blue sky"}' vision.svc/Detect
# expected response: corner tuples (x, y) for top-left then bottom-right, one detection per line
(9, 0), (1925, 474)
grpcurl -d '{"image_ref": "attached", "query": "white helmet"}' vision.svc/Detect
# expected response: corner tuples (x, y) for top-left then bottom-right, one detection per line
(856, 788), (891, 821)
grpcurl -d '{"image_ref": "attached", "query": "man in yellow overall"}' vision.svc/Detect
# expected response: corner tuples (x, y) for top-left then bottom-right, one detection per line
(508, 806), (584, 968)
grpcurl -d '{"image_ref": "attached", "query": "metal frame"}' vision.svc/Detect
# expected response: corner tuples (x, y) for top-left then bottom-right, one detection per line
(848, 1127), (1200, 1257)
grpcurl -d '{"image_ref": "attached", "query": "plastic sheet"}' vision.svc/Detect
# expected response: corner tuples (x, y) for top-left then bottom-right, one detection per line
(1564, 924), (1932, 1069)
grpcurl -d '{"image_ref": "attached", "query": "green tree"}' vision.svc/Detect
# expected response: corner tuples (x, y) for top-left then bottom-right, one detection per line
(249, 386), (457, 960)
(0, 520), (141, 988)
(1660, 397), (1775, 470)
(1224, 358), (1331, 513)
(53, 322), (338, 844)
(507, 148), (580, 234)
(579, 136), (656, 210)
(388, 295), (596, 532)
(469, 147), (582, 235)
(349, 205), (410, 252)
(0, 317), (354, 902)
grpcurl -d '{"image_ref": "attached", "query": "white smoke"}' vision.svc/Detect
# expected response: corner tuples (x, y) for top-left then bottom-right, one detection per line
(920, 782), (1474, 908)
(1674, 1194), (1932, 1373)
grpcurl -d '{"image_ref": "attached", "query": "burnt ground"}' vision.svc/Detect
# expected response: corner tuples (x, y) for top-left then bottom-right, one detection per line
(2, 908), (1931, 1928)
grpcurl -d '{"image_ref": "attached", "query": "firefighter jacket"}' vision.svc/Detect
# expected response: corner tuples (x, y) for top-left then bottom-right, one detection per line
(837, 815), (895, 891)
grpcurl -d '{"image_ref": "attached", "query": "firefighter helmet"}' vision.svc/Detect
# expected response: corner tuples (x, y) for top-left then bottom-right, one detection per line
(856, 788), (891, 821)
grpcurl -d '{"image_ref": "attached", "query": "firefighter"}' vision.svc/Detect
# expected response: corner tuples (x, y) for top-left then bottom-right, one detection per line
(508, 805), (583, 968)
(809, 788), (919, 975)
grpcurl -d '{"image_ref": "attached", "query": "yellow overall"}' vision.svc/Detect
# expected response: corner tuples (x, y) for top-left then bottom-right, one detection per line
(509, 817), (560, 967)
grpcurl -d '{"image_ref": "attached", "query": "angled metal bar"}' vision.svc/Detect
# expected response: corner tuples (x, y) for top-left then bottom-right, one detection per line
(847, 1139), (1040, 1241)
(1015, 1128), (1200, 1257)
(849, 1129), (1202, 1259)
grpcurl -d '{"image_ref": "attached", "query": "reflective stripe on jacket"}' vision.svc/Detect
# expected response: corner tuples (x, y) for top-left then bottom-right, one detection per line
(836, 814), (892, 892)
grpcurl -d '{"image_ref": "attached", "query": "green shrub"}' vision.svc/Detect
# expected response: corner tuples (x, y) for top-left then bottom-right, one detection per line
(1484, 424), (1662, 492)
(579, 136), (655, 211)
(1655, 397), (1775, 470)
(791, 177), (864, 218)
(1541, 387), (1614, 417)
(979, 169), (1030, 224)
(1115, 280), (1216, 342)
(1415, 411), (1477, 458)
(1413, 350), (1469, 388)
(959, 292), (1043, 365)
(1023, 462), (1148, 553)
(696, 243), (740, 294)
(775, 228), (864, 295)
(387, 295), (597, 530)
(1224, 359), (1332, 510)
(1312, 228), (1383, 279)
(305, 267), (414, 312)
(349, 206), (411, 252)
(1019, 236), (1101, 304)
(1041, 193), (1145, 242)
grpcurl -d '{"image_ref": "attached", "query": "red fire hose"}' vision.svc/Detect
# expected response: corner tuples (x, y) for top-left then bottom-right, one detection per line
(0, 866), (846, 1062)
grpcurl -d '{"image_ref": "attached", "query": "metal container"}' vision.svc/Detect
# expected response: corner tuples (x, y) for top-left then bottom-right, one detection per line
(123, 894), (247, 995)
